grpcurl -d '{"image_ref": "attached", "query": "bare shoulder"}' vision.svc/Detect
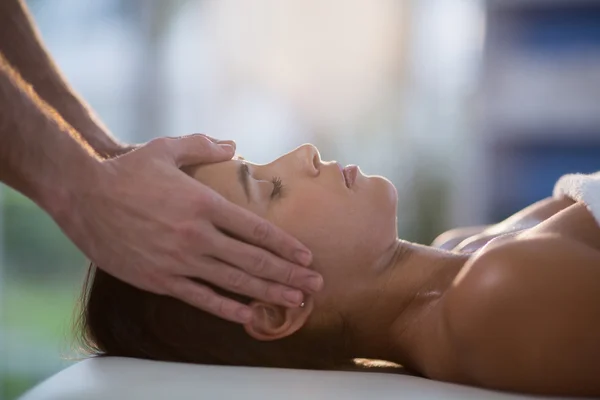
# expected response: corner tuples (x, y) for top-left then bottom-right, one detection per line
(451, 233), (600, 297)
(441, 235), (600, 396)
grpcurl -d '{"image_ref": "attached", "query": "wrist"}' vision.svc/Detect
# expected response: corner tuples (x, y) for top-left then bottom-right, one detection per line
(99, 143), (137, 159)
(49, 98), (128, 159)
(71, 122), (124, 159)
(41, 150), (104, 226)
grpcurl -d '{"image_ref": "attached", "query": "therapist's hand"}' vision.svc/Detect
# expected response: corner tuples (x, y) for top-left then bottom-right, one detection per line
(59, 134), (322, 323)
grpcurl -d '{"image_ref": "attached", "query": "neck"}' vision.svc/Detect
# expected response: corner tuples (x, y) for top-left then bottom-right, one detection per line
(343, 239), (469, 371)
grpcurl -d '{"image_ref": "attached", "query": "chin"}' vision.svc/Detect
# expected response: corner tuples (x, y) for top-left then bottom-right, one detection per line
(362, 175), (398, 230)
(364, 175), (399, 246)
(368, 175), (398, 205)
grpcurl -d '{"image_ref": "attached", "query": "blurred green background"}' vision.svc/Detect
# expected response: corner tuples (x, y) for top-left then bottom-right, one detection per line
(1, 187), (86, 399)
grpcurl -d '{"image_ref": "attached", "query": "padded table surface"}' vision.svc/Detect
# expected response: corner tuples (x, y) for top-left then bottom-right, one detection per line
(20, 357), (578, 400)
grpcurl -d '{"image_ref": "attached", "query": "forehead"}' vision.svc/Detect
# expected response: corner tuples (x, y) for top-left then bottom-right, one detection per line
(191, 160), (246, 207)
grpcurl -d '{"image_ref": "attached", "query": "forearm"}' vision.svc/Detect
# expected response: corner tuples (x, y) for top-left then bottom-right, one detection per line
(0, 0), (126, 158)
(0, 51), (100, 217)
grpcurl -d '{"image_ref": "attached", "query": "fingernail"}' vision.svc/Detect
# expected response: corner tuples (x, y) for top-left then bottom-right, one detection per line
(305, 275), (323, 293)
(219, 143), (235, 153)
(218, 140), (236, 151)
(283, 289), (303, 305)
(294, 250), (312, 266)
(236, 307), (252, 323)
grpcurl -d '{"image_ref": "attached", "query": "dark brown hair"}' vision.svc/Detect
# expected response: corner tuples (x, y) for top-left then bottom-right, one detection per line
(76, 264), (352, 370)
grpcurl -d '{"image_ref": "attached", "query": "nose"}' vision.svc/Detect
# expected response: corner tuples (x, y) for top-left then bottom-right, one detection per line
(296, 144), (321, 177)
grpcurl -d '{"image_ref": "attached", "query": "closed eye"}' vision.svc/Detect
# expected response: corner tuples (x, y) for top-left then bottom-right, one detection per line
(239, 162), (284, 202)
(271, 176), (284, 199)
(238, 162), (251, 203)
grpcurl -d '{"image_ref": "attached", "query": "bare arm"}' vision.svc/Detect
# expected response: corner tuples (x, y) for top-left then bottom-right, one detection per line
(0, 50), (99, 210)
(0, 0), (127, 158)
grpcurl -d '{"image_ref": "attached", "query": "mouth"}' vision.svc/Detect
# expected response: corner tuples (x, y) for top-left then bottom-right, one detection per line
(343, 165), (359, 188)
(337, 163), (358, 188)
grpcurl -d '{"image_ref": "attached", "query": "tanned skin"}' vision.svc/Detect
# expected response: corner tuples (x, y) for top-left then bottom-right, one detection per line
(422, 197), (600, 396)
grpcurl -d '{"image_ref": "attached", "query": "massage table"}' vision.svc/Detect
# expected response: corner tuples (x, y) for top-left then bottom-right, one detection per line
(19, 357), (581, 400)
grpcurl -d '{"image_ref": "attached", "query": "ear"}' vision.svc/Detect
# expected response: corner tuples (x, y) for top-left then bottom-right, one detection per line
(243, 298), (314, 341)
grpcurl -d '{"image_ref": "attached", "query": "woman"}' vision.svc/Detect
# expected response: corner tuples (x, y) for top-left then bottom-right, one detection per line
(77, 144), (600, 397)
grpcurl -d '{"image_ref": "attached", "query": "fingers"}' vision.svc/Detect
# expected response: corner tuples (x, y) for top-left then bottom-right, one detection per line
(211, 198), (323, 292)
(214, 197), (314, 265)
(210, 234), (321, 302)
(179, 255), (306, 309)
(201, 134), (237, 151)
(166, 277), (253, 324)
(149, 134), (235, 167)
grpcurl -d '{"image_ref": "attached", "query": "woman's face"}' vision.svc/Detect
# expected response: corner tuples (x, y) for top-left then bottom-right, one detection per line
(187, 144), (398, 307)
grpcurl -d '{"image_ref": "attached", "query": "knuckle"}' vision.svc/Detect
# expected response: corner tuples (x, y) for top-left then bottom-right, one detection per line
(179, 223), (199, 241)
(226, 269), (248, 289)
(163, 277), (182, 296)
(201, 134), (219, 144)
(189, 285), (212, 308)
(251, 253), (269, 274)
(147, 137), (170, 152)
(193, 143), (210, 158)
(145, 272), (169, 294)
(201, 193), (221, 212)
(162, 277), (183, 295)
(285, 265), (296, 285)
(191, 135), (213, 151)
(195, 224), (218, 250)
(176, 223), (210, 249)
(252, 221), (271, 243)
(263, 283), (279, 302)
(217, 299), (229, 317)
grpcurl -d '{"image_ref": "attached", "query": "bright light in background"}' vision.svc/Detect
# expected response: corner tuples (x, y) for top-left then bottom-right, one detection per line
(165, 0), (407, 164)
(412, 0), (485, 93)
(164, 0), (485, 233)
(206, 0), (405, 131)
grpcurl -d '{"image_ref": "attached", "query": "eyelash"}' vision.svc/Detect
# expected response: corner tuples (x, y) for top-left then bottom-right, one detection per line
(271, 176), (285, 199)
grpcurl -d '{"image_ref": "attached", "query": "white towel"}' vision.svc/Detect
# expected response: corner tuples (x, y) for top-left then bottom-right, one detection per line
(553, 171), (600, 228)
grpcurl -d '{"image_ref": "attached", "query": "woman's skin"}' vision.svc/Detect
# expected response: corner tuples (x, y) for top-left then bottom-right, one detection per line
(186, 144), (600, 396)
(431, 196), (580, 253)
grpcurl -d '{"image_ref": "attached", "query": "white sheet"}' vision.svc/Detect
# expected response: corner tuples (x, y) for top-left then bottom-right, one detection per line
(19, 357), (578, 400)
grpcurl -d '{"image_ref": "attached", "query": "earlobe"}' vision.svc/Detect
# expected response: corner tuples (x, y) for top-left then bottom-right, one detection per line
(243, 299), (313, 341)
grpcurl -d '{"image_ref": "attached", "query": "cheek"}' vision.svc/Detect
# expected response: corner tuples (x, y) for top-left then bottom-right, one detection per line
(272, 183), (396, 273)
(360, 176), (398, 240)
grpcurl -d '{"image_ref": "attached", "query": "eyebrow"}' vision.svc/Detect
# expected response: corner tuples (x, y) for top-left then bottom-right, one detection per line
(238, 162), (251, 203)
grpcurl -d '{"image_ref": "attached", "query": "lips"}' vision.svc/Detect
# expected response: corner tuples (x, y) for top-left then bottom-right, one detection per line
(343, 165), (358, 188)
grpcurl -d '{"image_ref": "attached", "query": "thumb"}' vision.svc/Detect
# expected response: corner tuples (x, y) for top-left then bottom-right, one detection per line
(167, 134), (235, 167)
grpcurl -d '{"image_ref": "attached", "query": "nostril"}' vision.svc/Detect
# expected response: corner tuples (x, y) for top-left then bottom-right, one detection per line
(303, 144), (321, 176)
(312, 153), (321, 174)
